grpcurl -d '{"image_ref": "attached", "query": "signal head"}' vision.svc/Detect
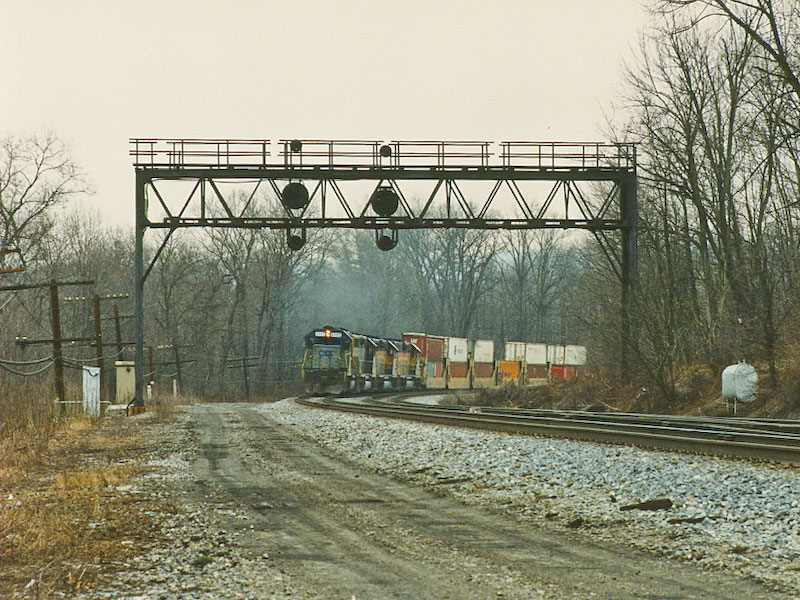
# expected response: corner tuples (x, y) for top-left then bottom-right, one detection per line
(370, 186), (399, 217)
(282, 182), (310, 210)
(287, 234), (305, 251)
(376, 234), (397, 251)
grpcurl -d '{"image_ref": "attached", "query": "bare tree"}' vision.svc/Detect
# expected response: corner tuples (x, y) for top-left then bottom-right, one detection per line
(404, 225), (501, 337)
(498, 230), (568, 342)
(663, 0), (800, 100)
(0, 132), (88, 268)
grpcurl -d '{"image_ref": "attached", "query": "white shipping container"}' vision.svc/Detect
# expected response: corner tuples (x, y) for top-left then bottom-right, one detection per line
(447, 337), (469, 362)
(564, 345), (587, 366)
(525, 343), (548, 365)
(473, 339), (494, 363)
(547, 344), (567, 365)
(504, 341), (526, 361)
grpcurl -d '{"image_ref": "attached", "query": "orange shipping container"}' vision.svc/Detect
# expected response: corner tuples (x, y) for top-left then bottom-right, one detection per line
(498, 361), (521, 380)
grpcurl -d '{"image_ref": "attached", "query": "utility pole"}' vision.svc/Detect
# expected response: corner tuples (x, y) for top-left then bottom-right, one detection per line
(226, 356), (259, 399)
(173, 344), (183, 396)
(113, 304), (125, 359)
(148, 345), (155, 395)
(2, 279), (94, 415)
(64, 293), (129, 405)
(151, 344), (195, 398)
(92, 294), (106, 404)
(49, 281), (66, 415)
(0, 248), (24, 275)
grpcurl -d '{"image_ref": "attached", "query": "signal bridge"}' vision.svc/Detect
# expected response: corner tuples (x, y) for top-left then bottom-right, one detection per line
(131, 137), (637, 408)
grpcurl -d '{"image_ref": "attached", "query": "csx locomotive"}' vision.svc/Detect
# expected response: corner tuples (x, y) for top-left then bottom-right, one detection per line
(302, 326), (586, 393)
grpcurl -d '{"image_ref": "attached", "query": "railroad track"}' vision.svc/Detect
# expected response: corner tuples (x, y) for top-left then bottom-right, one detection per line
(296, 393), (800, 464)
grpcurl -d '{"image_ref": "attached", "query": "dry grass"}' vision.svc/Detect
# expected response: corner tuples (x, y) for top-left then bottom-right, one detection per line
(0, 391), (183, 598)
(472, 362), (800, 418)
(0, 384), (59, 492)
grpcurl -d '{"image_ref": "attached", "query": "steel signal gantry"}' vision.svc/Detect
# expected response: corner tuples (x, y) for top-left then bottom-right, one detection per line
(132, 138), (637, 408)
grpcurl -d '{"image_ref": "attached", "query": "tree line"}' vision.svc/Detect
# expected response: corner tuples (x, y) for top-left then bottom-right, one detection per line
(2, 0), (799, 407)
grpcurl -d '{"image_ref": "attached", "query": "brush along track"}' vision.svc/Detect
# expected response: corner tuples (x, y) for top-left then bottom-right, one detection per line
(296, 394), (800, 464)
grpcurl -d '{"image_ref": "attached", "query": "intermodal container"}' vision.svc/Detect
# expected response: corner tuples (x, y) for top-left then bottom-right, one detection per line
(525, 343), (547, 365)
(449, 362), (469, 379)
(427, 336), (446, 361)
(504, 342), (526, 361)
(447, 337), (469, 362)
(498, 360), (521, 380)
(527, 365), (548, 379)
(565, 345), (587, 366)
(472, 339), (494, 363)
(547, 344), (566, 366)
(427, 360), (445, 378)
(473, 362), (494, 378)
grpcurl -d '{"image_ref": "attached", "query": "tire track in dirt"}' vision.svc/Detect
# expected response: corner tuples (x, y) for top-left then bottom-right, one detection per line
(187, 403), (790, 599)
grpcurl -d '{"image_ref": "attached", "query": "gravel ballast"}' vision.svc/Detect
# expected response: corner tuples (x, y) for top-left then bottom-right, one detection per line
(261, 398), (800, 592)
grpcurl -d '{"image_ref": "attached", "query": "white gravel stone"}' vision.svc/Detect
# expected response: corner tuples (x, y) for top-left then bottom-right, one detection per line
(260, 398), (800, 589)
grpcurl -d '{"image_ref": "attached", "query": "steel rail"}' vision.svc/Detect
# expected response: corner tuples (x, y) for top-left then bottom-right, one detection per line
(295, 396), (800, 465)
(369, 399), (800, 447)
(387, 400), (800, 435)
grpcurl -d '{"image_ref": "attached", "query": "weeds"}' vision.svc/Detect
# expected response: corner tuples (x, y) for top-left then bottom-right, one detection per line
(0, 387), (186, 597)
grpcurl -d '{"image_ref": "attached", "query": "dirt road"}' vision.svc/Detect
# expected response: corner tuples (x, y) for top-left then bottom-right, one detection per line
(168, 403), (787, 599)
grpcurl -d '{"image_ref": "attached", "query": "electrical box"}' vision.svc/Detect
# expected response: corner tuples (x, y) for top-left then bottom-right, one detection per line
(115, 361), (135, 405)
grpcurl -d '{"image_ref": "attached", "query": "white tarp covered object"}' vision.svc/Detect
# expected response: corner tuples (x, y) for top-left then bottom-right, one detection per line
(82, 366), (101, 417)
(722, 361), (758, 403)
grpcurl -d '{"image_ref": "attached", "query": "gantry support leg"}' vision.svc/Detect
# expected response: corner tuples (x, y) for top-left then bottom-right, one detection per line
(133, 170), (147, 413)
(620, 172), (638, 379)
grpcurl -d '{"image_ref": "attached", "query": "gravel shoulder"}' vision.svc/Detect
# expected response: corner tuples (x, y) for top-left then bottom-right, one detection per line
(70, 401), (796, 599)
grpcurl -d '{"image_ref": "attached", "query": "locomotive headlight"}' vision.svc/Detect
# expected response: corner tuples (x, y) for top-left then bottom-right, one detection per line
(325, 329), (331, 338)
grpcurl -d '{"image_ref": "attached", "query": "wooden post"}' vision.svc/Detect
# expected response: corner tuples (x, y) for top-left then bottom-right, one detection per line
(93, 294), (105, 405)
(113, 304), (124, 359)
(173, 343), (183, 396)
(242, 357), (250, 399)
(49, 280), (66, 415)
(148, 345), (155, 392)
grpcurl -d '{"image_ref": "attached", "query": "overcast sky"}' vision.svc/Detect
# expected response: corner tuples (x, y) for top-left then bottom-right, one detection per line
(2, 1), (650, 227)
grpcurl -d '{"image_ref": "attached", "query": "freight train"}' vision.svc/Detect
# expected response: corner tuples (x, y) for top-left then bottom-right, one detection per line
(302, 326), (586, 393)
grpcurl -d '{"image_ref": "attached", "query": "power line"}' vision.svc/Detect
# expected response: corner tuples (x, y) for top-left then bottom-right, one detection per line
(0, 354), (54, 365)
(0, 360), (54, 376)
